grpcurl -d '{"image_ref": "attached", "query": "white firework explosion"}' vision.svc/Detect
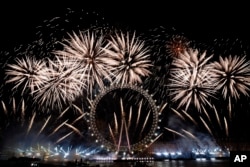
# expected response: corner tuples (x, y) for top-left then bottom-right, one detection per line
(209, 55), (250, 118)
(54, 30), (114, 95)
(33, 56), (87, 111)
(5, 56), (49, 95)
(209, 55), (250, 100)
(104, 30), (153, 85)
(167, 49), (216, 112)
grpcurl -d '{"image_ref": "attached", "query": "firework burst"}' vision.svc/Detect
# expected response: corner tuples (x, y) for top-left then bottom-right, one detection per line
(54, 30), (114, 97)
(167, 49), (216, 112)
(165, 34), (191, 58)
(104, 30), (153, 85)
(32, 56), (87, 111)
(209, 55), (250, 118)
(5, 56), (49, 95)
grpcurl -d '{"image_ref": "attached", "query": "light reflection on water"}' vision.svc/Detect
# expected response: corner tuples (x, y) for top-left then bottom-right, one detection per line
(90, 159), (229, 167)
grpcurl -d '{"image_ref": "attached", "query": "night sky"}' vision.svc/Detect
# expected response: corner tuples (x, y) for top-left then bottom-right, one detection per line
(0, 2), (249, 50)
(0, 2), (250, 157)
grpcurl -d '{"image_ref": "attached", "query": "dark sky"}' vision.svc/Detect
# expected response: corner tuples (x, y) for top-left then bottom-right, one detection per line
(0, 2), (249, 50)
(1, 2), (250, 147)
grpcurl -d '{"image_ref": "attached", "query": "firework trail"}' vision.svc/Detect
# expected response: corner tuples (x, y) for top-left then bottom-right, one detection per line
(1, 100), (8, 115)
(212, 105), (223, 130)
(114, 112), (118, 134)
(117, 98), (131, 152)
(12, 98), (16, 114)
(209, 55), (250, 118)
(224, 117), (229, 137)
(167, 48), (217, 112)
(139, 110), (151, 136)
(181, 129), (199, 142)
(64, 123), (83, 138)
(104, 30), (153, 85)
(56, 132), (74, 144)
(171, 107), (185, 121)
(71, 113), (86, 125)
(127, 107), (132, 129)
(168, 105), (231, 141)
(108, 124), (117, 146)
(37, 115), (52, 137)
(1, 98), (26, 126)
(57, 107), (70, 120)
(158, 102), (168, 114)
(146, 133), (163, 148)
(181, 109), (198, 126)
(27, 112), (36, 135)
(164, 127), (187, 138)
(48, 119), (69, 137)
(136, 100), (143, 128)
(0, 96), (89, 152)
(72, 104), (85, 115)
(199, 116), (213, 136)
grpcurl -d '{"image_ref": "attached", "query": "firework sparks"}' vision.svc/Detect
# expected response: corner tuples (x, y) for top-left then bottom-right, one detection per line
(108, 124), (117, 146)
(210, 55), (250, 99)
(199, 116), (213, 136)
(127, 107), (132, 129)
(54, 30), (114, 96)
(139, 110), (151, 136)
(56, 132), (74, 144)
(71, 113), (86, 125)
(165, 34), (191, 58)
(164, 127), (187, 138)
(72, 104), (85, 115)
(104, 30), (153, 85)
(168, 49), (216, 112)
(181, 109), (198, 126)
(181, 129), (199, 141)
(37, 115), (52, 137)
(57, 107), (70, 120)
(114, 112), (118, 134)
(32, 56), (86, 111)
(1, 100), (8, 115)
(136, 100), (143, 128)
(65, 123), (83, 138)
(209, 55), (250, 118)
(171, 107), (185, 121)
(27, 112), (36, 135)
(224, 117), (229, 137)
(5, 56), (49, 95)
(48, 119), (69, 137)
(212, 105), (223, 130)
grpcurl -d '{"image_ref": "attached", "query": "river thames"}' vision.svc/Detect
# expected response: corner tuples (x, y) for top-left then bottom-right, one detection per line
(0, 158), (230, 167)
(33, 159), (230, 167)
(89, 159), (230, 167)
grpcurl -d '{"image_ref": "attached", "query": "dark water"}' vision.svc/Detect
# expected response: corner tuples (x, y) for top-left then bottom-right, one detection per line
(90, 159), (229, 167)
(0, 159), (230, 167)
